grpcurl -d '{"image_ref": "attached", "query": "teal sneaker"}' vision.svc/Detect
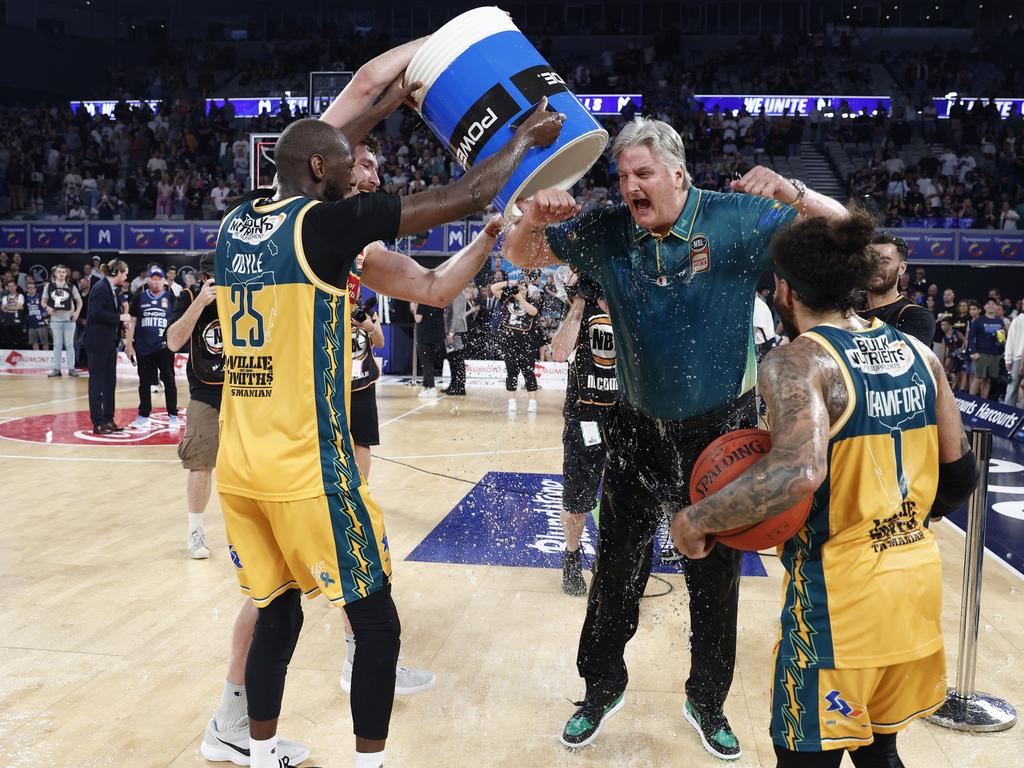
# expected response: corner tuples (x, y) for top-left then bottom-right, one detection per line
(683, 699), (741, 760)
(560, 693), (625, 748)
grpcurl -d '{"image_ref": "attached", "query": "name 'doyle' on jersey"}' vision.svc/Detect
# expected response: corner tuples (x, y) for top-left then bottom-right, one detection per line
(228, 212), (287, 246)
(844, 336), (914, 377)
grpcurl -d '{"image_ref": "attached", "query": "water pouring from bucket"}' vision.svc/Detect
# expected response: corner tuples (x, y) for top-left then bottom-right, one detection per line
(404, 6), (608, 216)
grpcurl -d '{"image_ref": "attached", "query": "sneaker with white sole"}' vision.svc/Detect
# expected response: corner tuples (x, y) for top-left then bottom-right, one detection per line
(132, 415), (151, 429)
(683, 699), (742, 760)
(199, 717), (311, 766)
(507, 397), (517, 413)
(417, 387), (436, 398)
(339, 658), (436, 696)
(527, 398), (537, 413)
(560, 692), (625, 748)
(168, 414), (181, 429)
(187, 529), (210, 559)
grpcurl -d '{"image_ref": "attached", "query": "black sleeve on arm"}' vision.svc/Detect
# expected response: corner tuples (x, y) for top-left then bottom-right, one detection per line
(301, 192), (401, 290)
(167, 291), (192, 327)
(930, 450), (980, 520)
(128, 293), (142, 319)
(898, 305), (937, 347)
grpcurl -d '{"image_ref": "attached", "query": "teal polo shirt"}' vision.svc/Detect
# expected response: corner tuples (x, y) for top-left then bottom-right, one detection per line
(545, 188), (797, 421)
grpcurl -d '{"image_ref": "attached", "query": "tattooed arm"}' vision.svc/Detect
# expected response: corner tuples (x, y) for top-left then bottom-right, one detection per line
(672, 339), (833, 558)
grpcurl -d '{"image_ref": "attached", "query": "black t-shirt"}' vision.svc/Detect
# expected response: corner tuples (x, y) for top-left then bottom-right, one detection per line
(301, 193), (401, 290)
(416, 303), (445, 343)
(564, 299), (618, 421)
(933, 301), (957, 343)
(167, 287), (224, 409)
(861, 297), (936, 347)
(951, 312), (971, 338)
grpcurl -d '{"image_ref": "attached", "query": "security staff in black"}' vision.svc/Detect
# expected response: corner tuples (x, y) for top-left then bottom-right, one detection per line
(552, 274), (617, 596)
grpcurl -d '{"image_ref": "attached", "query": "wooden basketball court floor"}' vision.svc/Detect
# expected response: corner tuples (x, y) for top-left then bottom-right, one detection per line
(0, 374), (1021, 768)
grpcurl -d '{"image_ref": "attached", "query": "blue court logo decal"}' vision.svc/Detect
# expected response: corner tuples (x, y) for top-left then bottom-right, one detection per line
(407, 472), (767, 576)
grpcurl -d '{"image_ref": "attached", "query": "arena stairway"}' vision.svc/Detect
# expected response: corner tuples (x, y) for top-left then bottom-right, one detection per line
(798, 142), (845, 200)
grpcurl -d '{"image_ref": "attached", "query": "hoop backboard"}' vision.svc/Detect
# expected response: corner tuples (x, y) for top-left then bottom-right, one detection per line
(249, 132), (281, 191)
(309, 71), (353, 118)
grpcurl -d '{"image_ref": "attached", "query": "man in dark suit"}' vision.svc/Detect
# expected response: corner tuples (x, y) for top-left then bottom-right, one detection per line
(84, 258), (130, 434)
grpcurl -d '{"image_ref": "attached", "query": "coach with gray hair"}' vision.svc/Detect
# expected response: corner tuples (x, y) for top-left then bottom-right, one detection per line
(504, 115), (848, 758)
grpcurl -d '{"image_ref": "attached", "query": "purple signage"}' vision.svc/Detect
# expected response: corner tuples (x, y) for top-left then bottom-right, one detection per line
(406, 226), (446, 253)
(933, 97), (1024, 120)
(959, 233), (1024, 263)
(576, 94), (642, 115)
(123, 224), (191, 251)
(194, 223), (220, 251)
(900, 230), (957, 262)
(953, 393), (1024, 442)
(0, 224), (28, 250)
(407, 471), (768, 576)
(444, 222), (466, 254)
(69, 99), (161, 117)
(30, 223), (85, 251)
(693, 94), (890, 117)
(86, 223), (123, 251)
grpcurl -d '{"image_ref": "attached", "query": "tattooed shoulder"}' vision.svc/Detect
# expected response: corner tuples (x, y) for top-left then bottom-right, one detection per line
(761, 338), (846, 424)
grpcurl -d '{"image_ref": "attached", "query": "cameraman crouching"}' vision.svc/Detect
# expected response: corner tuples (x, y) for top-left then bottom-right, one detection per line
(490, 276), (540, 413)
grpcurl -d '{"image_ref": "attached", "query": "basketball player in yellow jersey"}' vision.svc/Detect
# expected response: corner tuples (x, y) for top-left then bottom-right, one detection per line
(672, 207), (980, 768)
(215, 107), (565, 768)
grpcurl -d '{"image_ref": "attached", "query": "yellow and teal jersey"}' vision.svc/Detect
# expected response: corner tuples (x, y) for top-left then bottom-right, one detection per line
(213, 193), (400, 501)
(776, 318), (942, 672)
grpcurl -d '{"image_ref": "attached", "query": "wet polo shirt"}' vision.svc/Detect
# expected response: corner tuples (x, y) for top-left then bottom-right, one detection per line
(545, 188), (796, 421)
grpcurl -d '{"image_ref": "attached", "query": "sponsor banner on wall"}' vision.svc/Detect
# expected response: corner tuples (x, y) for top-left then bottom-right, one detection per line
(194, 223), (221, 251)
(86, 222), (123, 251)
(0, 223), (28, 249)
(900, 229), (957, 262)
(30, 223), (85, 251)
(693, 94), (890, 117)
(933, 96), (1024, 120)
(124, 224), (192, 251)
(953, 392), (1024, 442)
(1, 349), (188, 377)
(405, 227), (446, 253)
(959, 233), (1024, 263)
(441, 359), (568, 389)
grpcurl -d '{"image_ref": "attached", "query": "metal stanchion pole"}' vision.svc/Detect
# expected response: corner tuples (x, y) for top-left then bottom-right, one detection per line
(927, 428), (1017, 732)
(411, 322), (418, 386)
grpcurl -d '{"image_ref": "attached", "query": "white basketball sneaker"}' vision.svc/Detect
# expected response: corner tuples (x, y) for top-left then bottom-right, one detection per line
(507, 397), (517, 413)
(132, 415), (151, 429)
(527, 398), (537, 413)
(340, 659), (436, 696)
(199, 717), (310, 766)
(186, 529), (210, 559)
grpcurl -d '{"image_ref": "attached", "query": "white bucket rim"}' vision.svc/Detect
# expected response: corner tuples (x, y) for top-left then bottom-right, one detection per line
(501, 128), (609, 217)
(404, 7), (519, 106)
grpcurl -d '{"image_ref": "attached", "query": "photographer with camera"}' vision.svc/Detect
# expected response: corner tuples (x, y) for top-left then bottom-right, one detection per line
(490, 275), (540, 413)
(351, 294), (385, 478)
(551, 272), (616, 595)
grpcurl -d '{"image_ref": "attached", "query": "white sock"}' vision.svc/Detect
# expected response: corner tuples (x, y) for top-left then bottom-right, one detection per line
(354, 749), (385, 768)
(214, 679), (247, 731)
(345, 631), (356, 664)
(249, 735), (279, 768)
(188, 512), (203, 535)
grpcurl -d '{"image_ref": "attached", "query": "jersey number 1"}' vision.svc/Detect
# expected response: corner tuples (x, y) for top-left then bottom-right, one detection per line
(230, 283), (265, 347)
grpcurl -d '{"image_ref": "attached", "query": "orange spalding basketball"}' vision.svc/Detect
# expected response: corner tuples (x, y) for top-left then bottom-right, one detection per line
(689, 428), (813, 551)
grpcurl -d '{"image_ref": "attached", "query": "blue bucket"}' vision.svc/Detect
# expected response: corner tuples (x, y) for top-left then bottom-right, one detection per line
(406, 7), (608, 216)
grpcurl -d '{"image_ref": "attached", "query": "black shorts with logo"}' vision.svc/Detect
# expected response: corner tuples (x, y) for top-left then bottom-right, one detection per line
(350, 385), (380, 447)
(562, 416), (607, 515)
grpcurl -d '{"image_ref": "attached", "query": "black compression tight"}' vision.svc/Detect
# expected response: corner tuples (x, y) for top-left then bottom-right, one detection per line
(774, 733), (904, 768)
(344, 583), (402, 741)
(246, 588), (304, 721)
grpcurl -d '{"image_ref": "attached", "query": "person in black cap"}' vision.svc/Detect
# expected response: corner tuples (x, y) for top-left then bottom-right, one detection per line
(126, 264), (179, 429)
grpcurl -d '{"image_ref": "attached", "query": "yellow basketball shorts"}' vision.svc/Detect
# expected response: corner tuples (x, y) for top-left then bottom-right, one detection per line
(219, 488), (392, 608)
(770, 647), (947, 752)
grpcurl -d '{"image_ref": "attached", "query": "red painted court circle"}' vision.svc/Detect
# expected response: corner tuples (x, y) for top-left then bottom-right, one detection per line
(0, 409), (185, 446)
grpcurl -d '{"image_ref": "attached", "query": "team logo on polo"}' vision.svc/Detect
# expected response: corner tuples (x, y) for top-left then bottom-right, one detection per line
(201, 319), (223, 357)
(588, 314), (615, 370)
(844, 336), (913, 377)
(228, 212), (287, 245)
(690, 233), (711, 273)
